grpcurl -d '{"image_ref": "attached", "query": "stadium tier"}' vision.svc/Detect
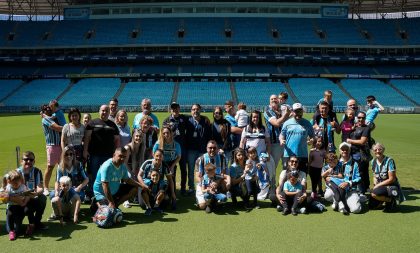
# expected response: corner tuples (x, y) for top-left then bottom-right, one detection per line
(3, 79), (70, 106)
(235, 82), (286, 107)
(118, 81), (174, 106)
(389, 79), (420, 104)
(288, 78), (349, 108)
(2, 17), (420, 47)
(340, 79), (414, 107)
(0, 79), (24, 101)
(177, 82), (232, 106)
(59, 78), (121, 106)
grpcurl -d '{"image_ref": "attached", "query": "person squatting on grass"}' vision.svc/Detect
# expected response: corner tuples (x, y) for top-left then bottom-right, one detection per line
(369, 143), (405, 212)
(50, 176), (81, 225)
(201, 163), (227, 213)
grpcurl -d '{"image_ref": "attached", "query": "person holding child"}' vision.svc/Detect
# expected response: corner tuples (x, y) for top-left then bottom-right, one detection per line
(321, 153), (343, 205)
(50, 176), (81, 224)
(4, 170), (33, 240)
(201, 163), (227, 213)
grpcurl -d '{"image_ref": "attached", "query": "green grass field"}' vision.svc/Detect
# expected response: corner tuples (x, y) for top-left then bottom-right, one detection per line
(1, 112), (419, 251)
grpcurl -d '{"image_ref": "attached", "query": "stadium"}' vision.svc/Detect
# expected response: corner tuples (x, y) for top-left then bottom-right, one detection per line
(0, 0), (419, 252)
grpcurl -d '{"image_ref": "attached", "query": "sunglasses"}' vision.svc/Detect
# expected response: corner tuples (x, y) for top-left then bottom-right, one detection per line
(289, 160), (298, 163)
(358, 116), (366, 119)
(23, 158), (34, 162)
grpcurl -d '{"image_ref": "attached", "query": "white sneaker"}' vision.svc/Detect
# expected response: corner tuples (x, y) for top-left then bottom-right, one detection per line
(299, 207), (307, 214)
(226, 192), (231, 199)
(123, 200), (131, 208)
(331, 202), (338, 211)
(43, 188), (49, 196)
(338, 201), (345, 212)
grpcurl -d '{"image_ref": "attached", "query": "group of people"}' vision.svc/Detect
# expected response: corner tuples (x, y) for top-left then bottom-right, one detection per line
(1, 91), (404, 240)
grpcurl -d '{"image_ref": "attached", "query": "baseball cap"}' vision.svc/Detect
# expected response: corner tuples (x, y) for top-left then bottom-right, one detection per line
(339, 142), (351, 150)
(292, 103), (303, 111)
(170, 102), (180, 109)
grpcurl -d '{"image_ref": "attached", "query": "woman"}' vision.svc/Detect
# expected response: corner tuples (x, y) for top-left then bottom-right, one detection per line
(369, 143), (404, 211)
(346, 111), (371, 194)
(211, 106), (232, 163)
(240, 110), (275, 186)
(61, 108), (85, 162)
(48, 145), (88, 221)
(115, 110), (131, 148)
(140, 116), (158, 161)
(228, 148), (247, 206)
(153, 126), (180, 208)
(124, 129), (146, 178)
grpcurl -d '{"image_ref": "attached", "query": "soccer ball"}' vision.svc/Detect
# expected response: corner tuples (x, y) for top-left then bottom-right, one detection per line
(113, 208), (123, 223)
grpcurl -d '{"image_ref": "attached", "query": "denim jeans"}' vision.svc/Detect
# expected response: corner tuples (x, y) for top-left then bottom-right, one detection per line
(204, 192), (227, 203)
(186, 149), (201, 190)
(88, 155), (110, 196)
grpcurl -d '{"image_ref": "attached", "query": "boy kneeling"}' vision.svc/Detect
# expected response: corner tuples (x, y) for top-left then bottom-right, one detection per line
(51, 176), (81, 224)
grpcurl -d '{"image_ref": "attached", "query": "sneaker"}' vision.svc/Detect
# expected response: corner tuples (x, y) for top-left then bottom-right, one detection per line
(342, 208), (350, 215)
(299, 207), (307, 214)
(226, 191), (232, 199)
(47, 214), (58, 222)
(187, 188), (195, 196)
(384, 198), (397, 212)
(153, 206), (164, 214)
(180, 189), (187, 196)
(43, 188), (49, 196)
(291, 209), (298, 216)
(35, 222), (48, 230)
(145, 208), (153, 216)
(255, 205), (261, 209)
(276, 205), (283, 212)
(282, 208), (290, 216)
(205, 205), (212, 213)
(331, 202), (338, 211)
(123, 200), (132, 208)
(359, 194), (368, 203)
(9, 231), (16, 241)
(26, 224), (35, 236)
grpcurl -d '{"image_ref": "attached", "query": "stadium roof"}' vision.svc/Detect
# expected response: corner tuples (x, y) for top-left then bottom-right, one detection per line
(1, 1), (420, 19)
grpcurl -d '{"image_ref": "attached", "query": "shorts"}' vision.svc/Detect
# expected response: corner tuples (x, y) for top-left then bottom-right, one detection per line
(46, 145), (61, 166)
(97, 184), (135, 206)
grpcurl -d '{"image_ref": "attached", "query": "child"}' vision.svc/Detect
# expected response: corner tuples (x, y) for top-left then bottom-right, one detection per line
(281, 170), (304, 216)
(321, 153), (343, 209)
(143, 169), (165, 216)
(5, 170), (33, 240)
(50, 176), (81, 224)
(340, 108), (355, 142)
(308, 137), (326, 199)
(366, 95), (384, 131)
(82, 113), (92, 127)
(244, 147), (260, 208)
(256, 153), (270, 200)
(201, 163), (227, 213)
(235, 102), (249, 128)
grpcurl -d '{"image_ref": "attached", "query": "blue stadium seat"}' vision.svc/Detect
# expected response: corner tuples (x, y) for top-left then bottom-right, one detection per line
(389, 79), (420, 104)
(235, 82), (285, 107)
(118, 82), (174, 106)
(177, 82), (232, 106)
(0, 80), (24, 101)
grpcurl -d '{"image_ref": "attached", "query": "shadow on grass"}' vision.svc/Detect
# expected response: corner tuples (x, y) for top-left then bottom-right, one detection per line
(27, 222), (88, 241)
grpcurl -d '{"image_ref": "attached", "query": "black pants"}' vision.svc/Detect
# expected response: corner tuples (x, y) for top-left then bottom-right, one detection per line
(280, 192), (304, 210)
(358, 159), (370, 194)
(244, 179), (259, 204)
(179, 153), (187, 192)
(329, 182), (350, 211)
(25, 195), (46, 226)
(309, 166), (322, 193)
(7, 205), (25, 232)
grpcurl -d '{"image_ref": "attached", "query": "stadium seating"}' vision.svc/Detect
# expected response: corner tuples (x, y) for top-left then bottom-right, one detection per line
(59, 78), (120, 106)
(177, 82), (232, 106)
(357, 19), (403, 45)
(235, 82), (286, 107)
(316, 19), (368, 45)
(118, 81), (174, 106)
(389, 79), (420, 104)
(288, 78), (349, 107)
(181, 18), (226, 44)
(229, 18), (273, 44)
(397, 17), (420, 45)
(3, 79), (70, 106)
(271, 18), (322, 45)
(0, 79), (24, 101)
(340, 79), (414, 107)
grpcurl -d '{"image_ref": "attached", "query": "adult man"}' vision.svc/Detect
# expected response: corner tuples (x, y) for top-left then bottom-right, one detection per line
(223, 100), (243, 154)
(7, 151), (48, 231)
(163, 102), (189, 195)
(40, 104), (63, 196)
(312, 101), (340, 153)
(108, 98), (119, 122)
(133, 98), (159, 131)
(345, 99), (360, 121)
(313, 90), (336, 123)
(280, 103), (315, 173)
(93, 148), (142, 210)
(84, 105), (120, 191)
(195, 140), (230, 210)
(49, 99), (66, 126)
(264, 94), (290, 171)
(185, 104), (211, 194)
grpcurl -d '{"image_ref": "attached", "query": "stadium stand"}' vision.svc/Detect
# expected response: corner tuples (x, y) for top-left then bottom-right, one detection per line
(389, 79), (420, 104)
(229, 18), (273, 44)
(340, 79), (414, 107)
(271, 18), (322, 45)
(315, 19), (368, 45)
(118, 81), (174, 106)
(181, 18), (226, 44)
(177, 82), (232, 106)
(59, 78), (120, 106)
(288, 78), (349, 107)
(0, 66), (38, 76)
(0, 79), (24, 101)
(3, 79), (70, 106)
(357, 19), (403, 45)
(235, 82), (286, 107)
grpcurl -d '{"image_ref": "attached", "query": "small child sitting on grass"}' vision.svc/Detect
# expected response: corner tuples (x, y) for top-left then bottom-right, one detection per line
(281, 170), (305, 216)
(143, 169), (165, 216)
(202, 163), (227, 213)
(50, 176), (81, 225)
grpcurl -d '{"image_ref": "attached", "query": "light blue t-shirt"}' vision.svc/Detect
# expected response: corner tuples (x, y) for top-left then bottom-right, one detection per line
(133, 112), (159, 130)
(366, 107), (380, 124)
(283, 180), (302, 192)
(229, 163), (244, 179)
(281, 117), (315, 158)
(152, 141), (181, 162)
(93, 158), (129, 200)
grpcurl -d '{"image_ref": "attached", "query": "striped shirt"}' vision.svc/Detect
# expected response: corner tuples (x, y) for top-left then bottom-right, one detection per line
(42, 117), (61, 146)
